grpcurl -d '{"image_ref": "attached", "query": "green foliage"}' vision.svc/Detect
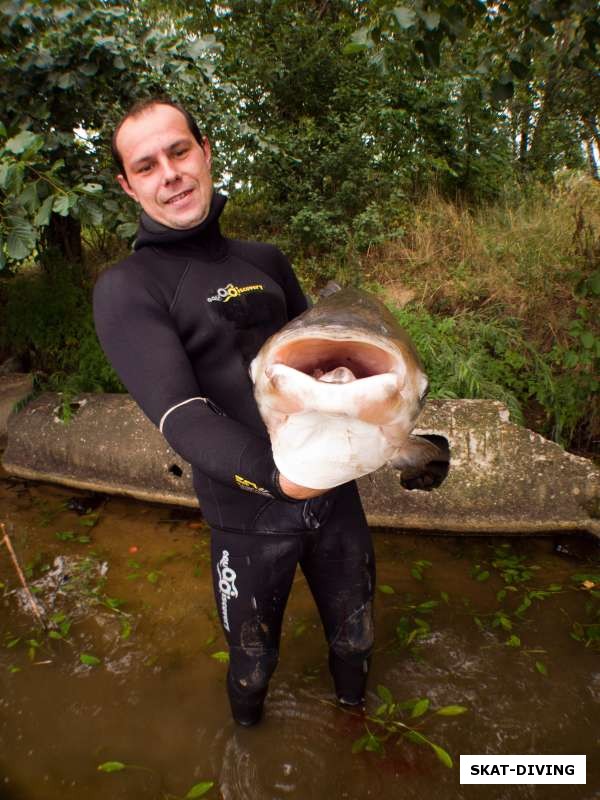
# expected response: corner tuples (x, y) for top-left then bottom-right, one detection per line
(467, 542), (568, 649)
(391, 301), (596, 447)
(0, 263), (124, 395)
(185, 783), (214, 799)
(80, 652), (101, 666)
(345, 1), (600, 165)
(569, 572), (600, 650)
(540, 276), (600, 444)
(211, 650), (229, 663)
(1, 267), (89, 371)
(96, 758), (215, 798)
(350, 683), (466, 766)
(393, 306), (529, 423)
(0, 0), (220, 269)
(97, 761), (126, 773)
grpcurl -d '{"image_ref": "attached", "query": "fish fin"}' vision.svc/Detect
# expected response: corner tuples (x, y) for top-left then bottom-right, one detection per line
(391, 434), (448, 471)
(391, 434), (450, 491)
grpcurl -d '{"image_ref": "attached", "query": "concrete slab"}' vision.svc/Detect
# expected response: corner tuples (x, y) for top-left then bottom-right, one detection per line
(2, 392), (599, 537)
(361, 399), (600, 536)
(0, 373), (33, 448)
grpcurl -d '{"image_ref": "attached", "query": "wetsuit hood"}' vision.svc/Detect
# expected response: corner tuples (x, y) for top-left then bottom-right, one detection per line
(133, 191), (227, 259)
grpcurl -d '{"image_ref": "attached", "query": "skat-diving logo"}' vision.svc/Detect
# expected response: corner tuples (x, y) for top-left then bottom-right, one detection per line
(207, 282), (264, 303)
(217, 550), (238, 633)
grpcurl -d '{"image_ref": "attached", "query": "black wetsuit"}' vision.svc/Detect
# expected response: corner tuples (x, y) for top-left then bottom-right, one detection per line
(93, 193), (374, 723)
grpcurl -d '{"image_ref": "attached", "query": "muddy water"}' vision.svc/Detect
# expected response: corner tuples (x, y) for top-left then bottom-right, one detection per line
(0, 473), (599, 800)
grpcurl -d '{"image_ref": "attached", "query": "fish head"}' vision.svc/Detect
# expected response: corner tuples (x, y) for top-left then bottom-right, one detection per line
(250, 287), (433, 488)
(250, 288), (429, 443)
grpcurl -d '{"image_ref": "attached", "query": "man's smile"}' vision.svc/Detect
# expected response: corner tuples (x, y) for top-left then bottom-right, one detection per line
(165, 188), (194, 205)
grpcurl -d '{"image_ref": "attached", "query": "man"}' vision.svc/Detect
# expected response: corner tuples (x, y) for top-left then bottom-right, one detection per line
(93, 98), (375, 726)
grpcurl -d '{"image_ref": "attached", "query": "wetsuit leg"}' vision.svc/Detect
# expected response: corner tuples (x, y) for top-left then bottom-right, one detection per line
(300, 482), (375, 705)
(210, 529), (300, 725)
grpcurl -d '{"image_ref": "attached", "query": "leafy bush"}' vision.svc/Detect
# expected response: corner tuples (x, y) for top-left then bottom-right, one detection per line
(0, 265), (123, 395)
(288, 206), (346, 255)
(392, 302), (597, 450)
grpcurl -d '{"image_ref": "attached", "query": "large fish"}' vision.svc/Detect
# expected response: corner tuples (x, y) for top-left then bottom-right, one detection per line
(250, 285), (440, 490)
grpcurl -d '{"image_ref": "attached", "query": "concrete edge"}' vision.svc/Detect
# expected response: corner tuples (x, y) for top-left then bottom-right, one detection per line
(2, 463), (200, 509)
(366, 513), (600, 538)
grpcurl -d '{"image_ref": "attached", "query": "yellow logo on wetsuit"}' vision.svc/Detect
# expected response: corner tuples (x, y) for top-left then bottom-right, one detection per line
(207, 283), (264, 303)
(234, 474), (272, 497)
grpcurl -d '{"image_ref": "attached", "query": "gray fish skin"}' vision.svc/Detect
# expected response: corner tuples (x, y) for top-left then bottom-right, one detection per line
(250, 286), (438, 490)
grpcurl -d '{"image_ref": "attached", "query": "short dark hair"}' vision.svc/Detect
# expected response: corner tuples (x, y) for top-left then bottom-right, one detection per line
(111, 96), (204, 178)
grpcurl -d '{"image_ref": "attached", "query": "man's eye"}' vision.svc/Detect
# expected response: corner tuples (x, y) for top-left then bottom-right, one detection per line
(137, 164), (152, 174)
(174, 148), (189, 157)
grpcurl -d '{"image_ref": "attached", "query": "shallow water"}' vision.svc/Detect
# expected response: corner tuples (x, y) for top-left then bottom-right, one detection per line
(0, 473), (599, 800)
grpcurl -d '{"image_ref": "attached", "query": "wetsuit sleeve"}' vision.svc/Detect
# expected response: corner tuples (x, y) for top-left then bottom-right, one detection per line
(93, 267), (290, 500)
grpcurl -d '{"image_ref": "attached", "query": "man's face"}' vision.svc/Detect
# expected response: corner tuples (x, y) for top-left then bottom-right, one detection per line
(115, 104), (213, 230)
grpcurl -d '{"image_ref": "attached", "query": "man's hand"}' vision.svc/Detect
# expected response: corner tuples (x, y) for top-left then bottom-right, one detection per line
(278, 473), (327, 500)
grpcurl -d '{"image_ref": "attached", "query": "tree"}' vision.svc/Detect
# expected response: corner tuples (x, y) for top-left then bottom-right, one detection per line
(0, 0), (220, 271)
(343, 0), (600, 182)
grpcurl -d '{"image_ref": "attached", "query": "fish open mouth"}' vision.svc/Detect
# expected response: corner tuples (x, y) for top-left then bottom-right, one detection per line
(273, 338), (395, 380)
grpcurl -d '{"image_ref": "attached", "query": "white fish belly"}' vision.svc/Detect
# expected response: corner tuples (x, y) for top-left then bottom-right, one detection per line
(271, 413), (397, 490)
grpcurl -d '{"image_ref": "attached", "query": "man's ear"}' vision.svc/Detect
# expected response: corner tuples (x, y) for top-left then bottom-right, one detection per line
(202, 136), (212, 170)
(117, 173), (138, 202)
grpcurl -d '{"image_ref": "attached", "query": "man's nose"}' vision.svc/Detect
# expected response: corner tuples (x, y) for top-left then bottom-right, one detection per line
(159, 157), (180, 184)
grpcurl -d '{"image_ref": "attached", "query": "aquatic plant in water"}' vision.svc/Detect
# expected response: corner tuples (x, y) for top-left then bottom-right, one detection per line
(351, 684), (467, 768)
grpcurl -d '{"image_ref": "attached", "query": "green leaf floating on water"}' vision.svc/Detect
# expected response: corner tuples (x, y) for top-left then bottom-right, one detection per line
(211, 651), (229, 663)
(80, 653), (101, 666)
(436, 705), (468, 716)
(186, 781), (214, 798)
(403, 729), (428, 745)
(432, 743), (453, 768)
(376, 684), (393, 704)
(97, 761), (126, 772)
(404, 731), (454, 768)
(411, 698), (430, 718)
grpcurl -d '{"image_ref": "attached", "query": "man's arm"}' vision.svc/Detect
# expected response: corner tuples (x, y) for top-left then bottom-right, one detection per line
(93, 266), (298, 501)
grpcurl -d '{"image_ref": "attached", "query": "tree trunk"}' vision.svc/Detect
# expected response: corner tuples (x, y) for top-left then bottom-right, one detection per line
(519, 107), (530, 165)
(585, 138), (599, 181)
(525, 28), (569, 174)
(41, 213), (83, 268)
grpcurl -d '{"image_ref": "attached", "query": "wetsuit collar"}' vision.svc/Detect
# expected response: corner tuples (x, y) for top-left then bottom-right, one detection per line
(133, 192), (228, 260)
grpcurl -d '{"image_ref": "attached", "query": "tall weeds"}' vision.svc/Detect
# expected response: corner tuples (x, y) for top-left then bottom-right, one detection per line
(381, 192), (578, 312)
(365, 178), (599, 451)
